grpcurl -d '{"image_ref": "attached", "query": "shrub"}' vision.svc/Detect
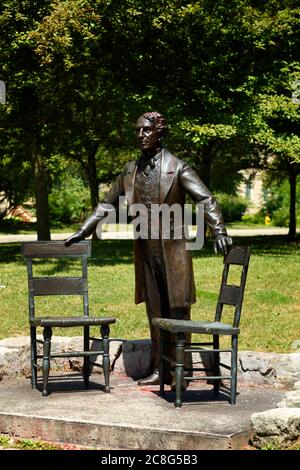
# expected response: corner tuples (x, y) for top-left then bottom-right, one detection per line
(49, 175), (91, 225)
(241, 212), (265, 224)
(215, 193), (248, 222)
(262, 179), (300, 227)
(271, 207), (290, 227)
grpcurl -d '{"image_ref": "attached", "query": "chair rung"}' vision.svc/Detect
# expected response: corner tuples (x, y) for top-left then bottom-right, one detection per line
(110, 338), (128, 343)
(88, 337), (127, 343)
(162, 354), (176, 365)
(184, 348), (232, 353)
(33, 363), (43, 369)
(91, 362), (103, 368)
(219, 362), (231, 370)
(185, 375), (232, 381)
(50, 351), (103, 358)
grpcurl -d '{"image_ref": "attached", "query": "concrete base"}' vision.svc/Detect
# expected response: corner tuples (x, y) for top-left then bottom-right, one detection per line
(0, 374), (283, 450)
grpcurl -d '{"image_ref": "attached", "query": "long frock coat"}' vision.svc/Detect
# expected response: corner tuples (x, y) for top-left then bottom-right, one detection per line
(81, 148), (227, 308)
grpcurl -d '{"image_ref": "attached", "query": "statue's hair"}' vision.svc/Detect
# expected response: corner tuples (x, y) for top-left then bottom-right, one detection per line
(142, 111), (168, 137)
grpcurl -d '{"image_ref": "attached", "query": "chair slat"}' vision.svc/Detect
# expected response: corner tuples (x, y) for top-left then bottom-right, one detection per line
(21, 241), (91, 258)
(224, 246), (249, 265)
(29, 277), (87, 296)
(220, 285), (240, 305)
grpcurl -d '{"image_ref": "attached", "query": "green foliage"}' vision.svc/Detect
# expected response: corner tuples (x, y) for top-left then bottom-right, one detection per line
(0, 434), (61, 450)
(242, 212), (265, 225)
(0, 435), (10, 447)
(0, 0), (299, 230)
(261, 439), (282, 451)
(262, 179), (300, 227)
(16, 438), (61, 450)
(96, 145), (138, 184)
(215, 193), (248, 222)
(181, 122), (237, 148)
(271, 207), (290, 227)
(49, 174), (90, 224)
(253, 93), (300, 161)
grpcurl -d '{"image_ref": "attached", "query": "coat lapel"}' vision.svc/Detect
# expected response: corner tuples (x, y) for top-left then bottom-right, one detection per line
(159, 148), (175, 204)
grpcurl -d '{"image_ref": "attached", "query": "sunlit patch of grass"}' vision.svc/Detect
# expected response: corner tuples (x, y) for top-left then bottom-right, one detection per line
(253, 290), (292, 305)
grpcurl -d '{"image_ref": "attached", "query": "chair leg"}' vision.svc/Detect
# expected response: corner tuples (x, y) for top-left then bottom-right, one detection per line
(230, 335), (238, 405)
(101, 324), (110, 393)
(83, 325), (90, 388)
(159, 330), (165, 396)
(174, 333), (185, 408)
(213, 335), (220, 396)
(30, 326), (38, 389)
(42, 327), (52, 397)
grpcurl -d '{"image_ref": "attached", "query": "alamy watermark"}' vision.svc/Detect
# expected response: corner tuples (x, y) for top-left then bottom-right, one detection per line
(95, 196), (205, 250)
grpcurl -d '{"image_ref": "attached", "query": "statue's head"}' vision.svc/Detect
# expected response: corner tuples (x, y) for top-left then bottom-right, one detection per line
(135, 111), (168, 152)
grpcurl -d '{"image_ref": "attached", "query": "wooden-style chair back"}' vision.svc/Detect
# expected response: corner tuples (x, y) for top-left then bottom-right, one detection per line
(215, 246), (251, 328)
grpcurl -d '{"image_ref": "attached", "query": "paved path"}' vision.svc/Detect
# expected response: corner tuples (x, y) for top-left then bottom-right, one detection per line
(0, 227), (295, 243)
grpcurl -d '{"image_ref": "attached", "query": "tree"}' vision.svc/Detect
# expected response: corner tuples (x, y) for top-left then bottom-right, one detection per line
(245, 1), (300, 239)
(25, 0), (140, 209)
(253, 93), (300, 238)
(0, 123), (32, 218)
(1, 0), (299, 239)
(0, 0), (53, 239)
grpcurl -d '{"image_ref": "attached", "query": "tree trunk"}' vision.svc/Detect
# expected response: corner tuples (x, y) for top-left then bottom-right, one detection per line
(22, 89), (51, 241)
(87, 151), (99, 209)
(288, 170), (297, 241)
(32, 144), (51, 241)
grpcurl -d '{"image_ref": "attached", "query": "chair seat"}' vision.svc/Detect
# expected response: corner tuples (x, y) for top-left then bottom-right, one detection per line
(152, 318), (239, 335)
(30, 316), (116, 327)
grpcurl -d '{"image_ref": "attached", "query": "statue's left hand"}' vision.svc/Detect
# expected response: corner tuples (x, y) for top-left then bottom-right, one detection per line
(214, 234), (232, 256)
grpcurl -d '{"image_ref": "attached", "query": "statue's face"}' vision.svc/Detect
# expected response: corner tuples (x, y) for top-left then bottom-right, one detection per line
(135, 116), (161, 152)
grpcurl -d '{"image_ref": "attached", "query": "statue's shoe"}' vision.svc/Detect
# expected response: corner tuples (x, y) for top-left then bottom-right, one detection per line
(138, 370), (160, 386)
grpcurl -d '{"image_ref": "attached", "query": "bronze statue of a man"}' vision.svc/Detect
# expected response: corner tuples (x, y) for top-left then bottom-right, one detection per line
(65, 112), (232, 386)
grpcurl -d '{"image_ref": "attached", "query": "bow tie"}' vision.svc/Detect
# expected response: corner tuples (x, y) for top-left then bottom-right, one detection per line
(140, 157), (156, 171)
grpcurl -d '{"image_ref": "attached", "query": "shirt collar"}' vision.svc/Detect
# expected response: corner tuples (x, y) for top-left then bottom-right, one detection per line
(140, 150), (162, 169)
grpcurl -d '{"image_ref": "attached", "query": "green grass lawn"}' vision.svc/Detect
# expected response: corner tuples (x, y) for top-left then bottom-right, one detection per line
(0, 235), (299, 353)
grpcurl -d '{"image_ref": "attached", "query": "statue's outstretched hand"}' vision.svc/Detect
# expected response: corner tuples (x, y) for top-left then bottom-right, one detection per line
(65, 230), (85, 247)
(214, 234), (232, 256)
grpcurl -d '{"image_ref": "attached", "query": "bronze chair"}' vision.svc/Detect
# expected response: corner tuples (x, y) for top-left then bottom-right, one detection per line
(21, 240), (116, 397)
(153, 245), (251, 407)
